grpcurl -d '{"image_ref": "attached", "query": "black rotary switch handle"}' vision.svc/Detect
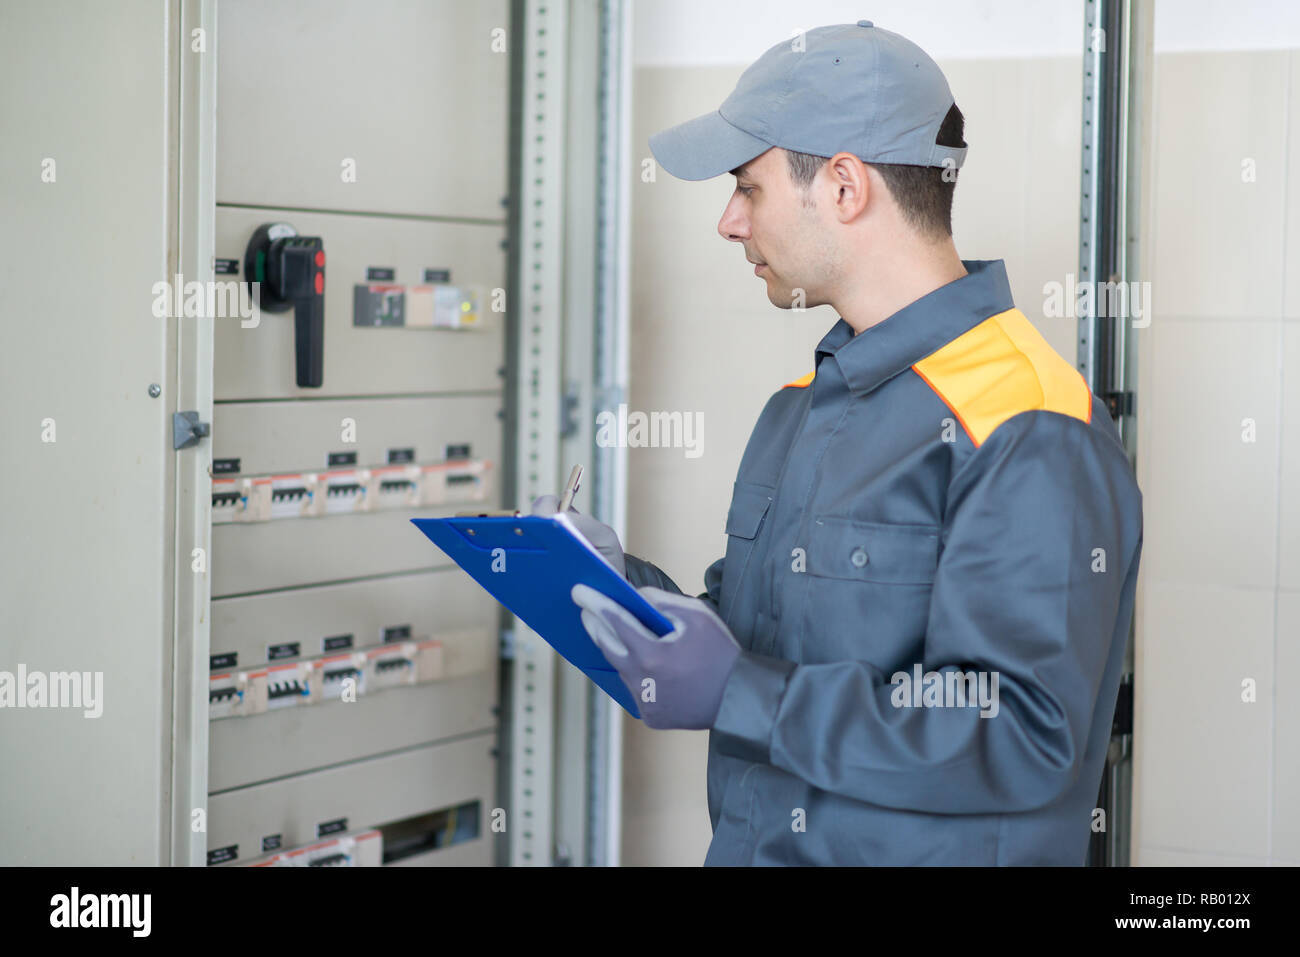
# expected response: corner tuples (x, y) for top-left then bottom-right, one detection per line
(268, 236), (325, 388)
(292, 271), (325, 388)
(244, 223), (326, 388)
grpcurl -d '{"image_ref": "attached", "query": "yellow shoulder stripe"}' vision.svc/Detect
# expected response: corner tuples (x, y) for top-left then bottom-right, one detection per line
(783, 371), (815, 389)
(911, 308), (1092, 447)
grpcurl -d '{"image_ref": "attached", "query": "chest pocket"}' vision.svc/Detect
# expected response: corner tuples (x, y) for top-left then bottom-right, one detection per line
(726, 482), (774, 539)
(799, 518), (940, 667)
(806, 517), (940, 583)
(719, 481), (774, 623)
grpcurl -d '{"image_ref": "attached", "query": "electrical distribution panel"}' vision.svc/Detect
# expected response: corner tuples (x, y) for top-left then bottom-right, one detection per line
(207, 0), (509, 867)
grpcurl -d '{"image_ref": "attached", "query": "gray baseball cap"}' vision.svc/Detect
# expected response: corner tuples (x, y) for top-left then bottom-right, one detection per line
(649, 21), (966, 181)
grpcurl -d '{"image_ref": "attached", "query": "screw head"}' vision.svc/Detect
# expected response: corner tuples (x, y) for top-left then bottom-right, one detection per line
(148, 383), (161, 398)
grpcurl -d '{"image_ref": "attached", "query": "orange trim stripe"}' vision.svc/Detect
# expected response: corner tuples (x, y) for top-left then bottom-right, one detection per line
(783, 371), (815, 389)
(911, 308), (1092, 447)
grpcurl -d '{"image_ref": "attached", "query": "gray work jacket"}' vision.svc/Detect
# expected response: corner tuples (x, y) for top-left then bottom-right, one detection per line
(624, 259), (1143, 865)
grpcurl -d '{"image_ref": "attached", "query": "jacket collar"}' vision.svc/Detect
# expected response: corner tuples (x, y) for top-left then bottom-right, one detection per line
(814, 259), (1015, 396)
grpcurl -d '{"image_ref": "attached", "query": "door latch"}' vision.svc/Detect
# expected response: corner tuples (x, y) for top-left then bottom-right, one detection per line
(173, 411), (211, 450)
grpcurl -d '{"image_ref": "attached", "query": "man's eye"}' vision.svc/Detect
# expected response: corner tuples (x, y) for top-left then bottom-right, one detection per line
(737, 186), (754, 197)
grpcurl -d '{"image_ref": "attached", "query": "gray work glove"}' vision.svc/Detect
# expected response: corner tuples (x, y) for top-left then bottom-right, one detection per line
(570, 583), (741, 730)
(530, 494), (626, 578)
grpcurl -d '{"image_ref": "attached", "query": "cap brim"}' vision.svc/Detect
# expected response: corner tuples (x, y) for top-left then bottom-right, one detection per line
(648, 110), (772, 181)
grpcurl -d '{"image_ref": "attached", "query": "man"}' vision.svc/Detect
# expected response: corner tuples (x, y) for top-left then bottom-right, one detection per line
(536, 22), (1143, 865)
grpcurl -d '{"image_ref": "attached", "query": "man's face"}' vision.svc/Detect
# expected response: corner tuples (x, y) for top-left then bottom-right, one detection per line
(717, 147), (840, 309)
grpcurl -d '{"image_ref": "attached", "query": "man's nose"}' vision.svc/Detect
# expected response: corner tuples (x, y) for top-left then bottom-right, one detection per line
(717, 194), (749, 243)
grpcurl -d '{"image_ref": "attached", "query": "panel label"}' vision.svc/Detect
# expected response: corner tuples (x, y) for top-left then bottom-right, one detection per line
(267, 642), (300, 662)
(207, 845), (238, 866)
(323, 634), (354, 653)
(382, 625), (412, 644)
(317, 817), (348, 837)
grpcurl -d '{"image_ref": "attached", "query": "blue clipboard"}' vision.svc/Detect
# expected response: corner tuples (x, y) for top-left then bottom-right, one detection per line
(410, 513), (674, 718)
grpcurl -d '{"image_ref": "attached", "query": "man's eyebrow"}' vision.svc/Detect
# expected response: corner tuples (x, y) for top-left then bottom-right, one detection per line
(729, 163), (751, 178)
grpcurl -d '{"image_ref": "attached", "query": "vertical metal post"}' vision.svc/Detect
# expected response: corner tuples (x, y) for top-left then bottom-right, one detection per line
(1079, 0), (1150, 867)
(553, 0), (601, 869)
(1079, 0), (1111, 393)
(505, 0), (630, 869)
(587, 0), (633, 868)
(503, 0), (567, 866)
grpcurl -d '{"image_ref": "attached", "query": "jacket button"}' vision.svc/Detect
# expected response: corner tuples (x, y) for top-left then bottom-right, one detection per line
(850, 547), (869, 567)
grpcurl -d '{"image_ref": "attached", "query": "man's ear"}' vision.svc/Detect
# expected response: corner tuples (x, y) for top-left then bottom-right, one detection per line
(827, 152), (870, 222)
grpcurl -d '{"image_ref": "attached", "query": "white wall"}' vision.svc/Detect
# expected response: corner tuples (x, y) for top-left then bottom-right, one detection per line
(634, 0), (1084, 64)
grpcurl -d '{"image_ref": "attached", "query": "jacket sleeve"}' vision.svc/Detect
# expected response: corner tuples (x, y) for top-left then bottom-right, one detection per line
(709, 410), (1144, 814)
(701, 556), (725, 611)
(623, 554), (684, 593)
(625, 553), (726, 611)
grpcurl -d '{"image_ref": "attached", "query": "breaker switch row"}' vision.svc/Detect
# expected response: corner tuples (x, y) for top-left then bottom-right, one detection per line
(208, 627), (491, 722)
(244, 830), (383, 868)
(212, 459), (491, 524)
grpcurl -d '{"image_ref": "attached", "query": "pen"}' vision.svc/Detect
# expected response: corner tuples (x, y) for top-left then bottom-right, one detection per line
(557, 464), (583, 513)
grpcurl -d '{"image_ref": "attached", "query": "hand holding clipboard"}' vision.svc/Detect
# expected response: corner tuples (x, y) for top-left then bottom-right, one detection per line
(411, 466), (673, 717)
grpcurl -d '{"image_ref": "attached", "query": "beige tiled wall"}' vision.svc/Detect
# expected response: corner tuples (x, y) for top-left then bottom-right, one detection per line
(624, 54), (1085, 865)
(1132, 50), (1299, 866)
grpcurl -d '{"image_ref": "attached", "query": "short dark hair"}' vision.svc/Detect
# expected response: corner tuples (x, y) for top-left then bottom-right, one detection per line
(784, 103), (965, 238)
